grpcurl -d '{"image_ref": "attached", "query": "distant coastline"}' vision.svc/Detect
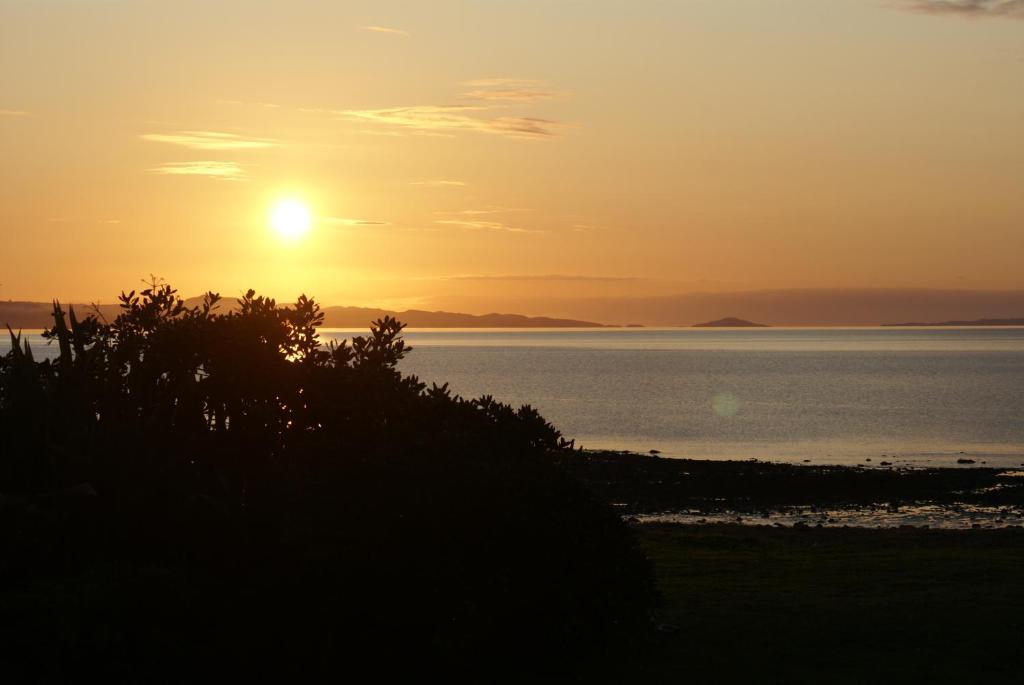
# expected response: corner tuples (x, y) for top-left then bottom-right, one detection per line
(883, 318), (1024, 327)
(0, 299), (607, 330)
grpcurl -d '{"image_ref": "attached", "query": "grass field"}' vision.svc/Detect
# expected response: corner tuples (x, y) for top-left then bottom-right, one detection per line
(624, 523), (1024, 683)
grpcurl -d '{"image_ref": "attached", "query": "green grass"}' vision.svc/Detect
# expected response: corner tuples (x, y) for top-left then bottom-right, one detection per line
(628, 524), (1024, 683)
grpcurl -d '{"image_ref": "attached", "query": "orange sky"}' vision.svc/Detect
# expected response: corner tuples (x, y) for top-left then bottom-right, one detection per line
(2, 0), (1023, 314)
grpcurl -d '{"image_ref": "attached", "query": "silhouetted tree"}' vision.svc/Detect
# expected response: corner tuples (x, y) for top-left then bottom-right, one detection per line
(0, 283), (654, 680)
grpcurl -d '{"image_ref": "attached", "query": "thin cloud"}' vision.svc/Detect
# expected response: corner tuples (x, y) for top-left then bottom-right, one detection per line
(325, 217), (391, 226)
(437, 207), (530, 216)
(361, 25), (409, 35)
(49, 217), (123, 225)
(459, 78), (565, 103)
(150, 161), (247, 180)
(446, 274), (639, 282)
(339, 105), (559, 139)
(898, 1), (1024, 17)
(460, 78), (541, 88)
(0, 109), (30, 117)
(141, 131), (277, 150)
(410, 180), (467, 187)
(435, 219), (538, 234)
(461, 88), (565, 103)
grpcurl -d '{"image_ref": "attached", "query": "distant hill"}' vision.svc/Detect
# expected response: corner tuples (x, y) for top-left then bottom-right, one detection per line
(1, 299), (605, 330)
(883, 318), (1024, 327)
(318, 306), (604, 328)
(693, 317), (769, 328)
(494, 288), (1024, 326)
(0, 301), (122, 329)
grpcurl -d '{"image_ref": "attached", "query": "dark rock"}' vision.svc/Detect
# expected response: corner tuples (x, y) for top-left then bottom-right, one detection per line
(655, 622), (680, 634)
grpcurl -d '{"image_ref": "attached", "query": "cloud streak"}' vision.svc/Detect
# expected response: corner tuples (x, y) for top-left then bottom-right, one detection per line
(446, 274), (639, 282)
(435, 219), (538, 233)
(460, 88), (564, 103)
(410, 179), (467, 187)
(141, 131), (277, 150)
(460, 78), (540, 88)
(459, 78), (565, 103)
(361, 25), (409, 35)
(325, 217), (391, 226)
(339, 105), (559, 139)
(438, 207), (530, 217)
(150, 161), (247, 180)
(898, 1), (1024, 17)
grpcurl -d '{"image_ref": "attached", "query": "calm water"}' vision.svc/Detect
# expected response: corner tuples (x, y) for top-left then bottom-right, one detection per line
(354, 327), (1024, 467)
(8, 327), (1024, 467)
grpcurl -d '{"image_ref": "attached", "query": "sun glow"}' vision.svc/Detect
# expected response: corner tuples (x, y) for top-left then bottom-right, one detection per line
(269, 198), (312, 241)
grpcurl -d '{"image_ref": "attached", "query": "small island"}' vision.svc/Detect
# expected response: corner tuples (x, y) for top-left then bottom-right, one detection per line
(693, 317), (770, 328)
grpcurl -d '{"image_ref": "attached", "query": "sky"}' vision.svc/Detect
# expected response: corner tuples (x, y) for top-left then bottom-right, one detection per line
(2, 0), (1023, 316)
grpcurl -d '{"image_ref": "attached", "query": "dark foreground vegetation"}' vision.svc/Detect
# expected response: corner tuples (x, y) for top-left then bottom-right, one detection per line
(634, 524), (1024, 684)
(0, 284), (653, 679)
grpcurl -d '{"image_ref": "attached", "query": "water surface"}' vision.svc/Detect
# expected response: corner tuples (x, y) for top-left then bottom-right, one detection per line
(346, 327), (1024, 467)
(8, 327), (1024, 467)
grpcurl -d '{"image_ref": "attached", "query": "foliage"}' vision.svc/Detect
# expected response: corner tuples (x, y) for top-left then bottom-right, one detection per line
(0, 283), (654, 679)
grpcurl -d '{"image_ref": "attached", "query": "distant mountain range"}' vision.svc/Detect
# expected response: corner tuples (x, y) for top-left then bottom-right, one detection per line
(317, 306), (603, 328)
(481, 288), (1024, 327)
(0, 300), (605, 330)
(5, 288), (1024, 329)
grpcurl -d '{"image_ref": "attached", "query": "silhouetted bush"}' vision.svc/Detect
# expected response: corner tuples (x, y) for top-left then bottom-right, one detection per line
(0, 284), (654, 679)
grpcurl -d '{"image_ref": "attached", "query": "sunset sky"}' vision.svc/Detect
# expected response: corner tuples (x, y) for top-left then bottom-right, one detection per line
(2, 0), (1023, 316)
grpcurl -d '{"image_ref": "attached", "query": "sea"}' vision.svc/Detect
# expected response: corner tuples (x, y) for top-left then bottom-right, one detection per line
(7, 327), (1024, 468)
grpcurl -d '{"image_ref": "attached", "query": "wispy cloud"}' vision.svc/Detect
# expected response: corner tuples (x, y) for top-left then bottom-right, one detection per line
(324, 217), (391, 226)
(897, 1), (1024, 17)
(361, 25), (409, 35)
(459, 78), (565, 103)
(410, 179), (467, 187)
(141, 131), (277, 150)
(49, 217), (123, 225)
(339, 105), (559, 139)
(460, 79), (540, 88)
(435, 219), (538, 234)
(150, 161), (247, 180)
(461, 88), (564, 103)
(0, 109), (29, 117)
(446, 274), (639, 282)
(438, 207), (530, 216)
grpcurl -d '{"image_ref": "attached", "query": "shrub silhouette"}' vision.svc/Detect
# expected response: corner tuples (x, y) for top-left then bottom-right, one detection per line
(0, 284), (654, 679)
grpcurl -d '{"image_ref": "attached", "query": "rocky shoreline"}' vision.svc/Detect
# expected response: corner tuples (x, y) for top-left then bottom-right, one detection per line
(562, 450), (1024, 527)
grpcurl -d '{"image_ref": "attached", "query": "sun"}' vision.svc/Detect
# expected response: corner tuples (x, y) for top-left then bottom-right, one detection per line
(269, 198), (312, 241)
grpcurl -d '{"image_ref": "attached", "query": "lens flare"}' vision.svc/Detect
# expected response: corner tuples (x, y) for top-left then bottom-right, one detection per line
(712, 392), (740, 418)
